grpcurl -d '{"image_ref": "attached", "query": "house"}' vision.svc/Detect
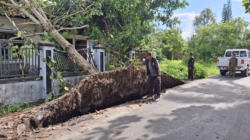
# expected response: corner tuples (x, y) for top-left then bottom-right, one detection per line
(0, 15), (105, 105)
(0, 15), (42, 42)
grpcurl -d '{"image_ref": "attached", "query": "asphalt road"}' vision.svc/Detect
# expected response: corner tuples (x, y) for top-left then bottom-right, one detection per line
(41, 73), (250, 140)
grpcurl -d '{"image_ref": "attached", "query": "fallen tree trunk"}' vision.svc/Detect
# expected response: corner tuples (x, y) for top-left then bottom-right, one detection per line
(0, 64), (184, 138)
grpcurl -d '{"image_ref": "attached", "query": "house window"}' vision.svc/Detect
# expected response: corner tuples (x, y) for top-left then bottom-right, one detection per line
(0, 34), (6, 39)
(0, 32), (15, 39)
(75, 40), (87, 50)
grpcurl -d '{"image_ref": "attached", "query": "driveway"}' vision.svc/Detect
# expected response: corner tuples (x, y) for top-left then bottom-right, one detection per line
(36, 74), (250, 140)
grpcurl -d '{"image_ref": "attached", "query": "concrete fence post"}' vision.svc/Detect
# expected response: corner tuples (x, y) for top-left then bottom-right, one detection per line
(93, 44), (106, 72)
(38, 41), (54, 99)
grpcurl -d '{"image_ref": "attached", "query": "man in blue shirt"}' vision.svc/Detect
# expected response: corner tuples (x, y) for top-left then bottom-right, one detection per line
(134, 51), (161, 100)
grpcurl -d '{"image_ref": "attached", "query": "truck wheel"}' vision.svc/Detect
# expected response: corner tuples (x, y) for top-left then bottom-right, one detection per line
(244, 67), (249, 77)
(220, 70), (226, 76)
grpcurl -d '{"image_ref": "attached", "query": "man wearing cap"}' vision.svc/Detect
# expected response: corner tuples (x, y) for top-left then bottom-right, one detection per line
(228, 53), (238, 78)
(134, 51), (161, 100)
(188, 52), (195, 81)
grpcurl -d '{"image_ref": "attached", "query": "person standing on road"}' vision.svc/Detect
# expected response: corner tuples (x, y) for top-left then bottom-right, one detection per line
(228, 53), (238, 78)
(188, 52), (195, 81)
(134, 51), (161, 100)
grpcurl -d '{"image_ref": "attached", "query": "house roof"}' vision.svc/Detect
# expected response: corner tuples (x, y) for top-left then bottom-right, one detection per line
(0, 28), (16, 33)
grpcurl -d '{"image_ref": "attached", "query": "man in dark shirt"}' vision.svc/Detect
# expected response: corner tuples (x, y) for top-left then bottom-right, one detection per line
(188, 52), (195, 81)
(134, 51), (161, 100)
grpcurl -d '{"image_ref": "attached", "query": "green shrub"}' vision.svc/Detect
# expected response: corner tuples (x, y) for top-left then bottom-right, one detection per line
(161, 61), (209, 79)
(0, 102), (34, 115)
(194, 63), (208, 79)
(161, 64), (188, 80)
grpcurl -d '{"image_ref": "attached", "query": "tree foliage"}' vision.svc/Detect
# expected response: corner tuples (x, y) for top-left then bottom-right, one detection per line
(221, 0), (233, 23)
(185, 18), (250, 63)
(0, 0), (189, 69)
(193, 8), (216, 28)
(84, 0), (189, 49)
(145, 27), (186, 60)
(83, 0), (188, 66)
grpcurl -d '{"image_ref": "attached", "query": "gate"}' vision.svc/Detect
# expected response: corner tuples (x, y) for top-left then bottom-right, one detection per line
(0, 39), (40, 78)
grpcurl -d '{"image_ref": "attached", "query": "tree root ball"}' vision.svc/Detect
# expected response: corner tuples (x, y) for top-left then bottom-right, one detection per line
(0, 64), (184, 138)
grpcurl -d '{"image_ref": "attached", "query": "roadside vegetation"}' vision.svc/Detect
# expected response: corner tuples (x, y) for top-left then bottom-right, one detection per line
(0, 102), (34, 116)
(159, 59), (219, 80)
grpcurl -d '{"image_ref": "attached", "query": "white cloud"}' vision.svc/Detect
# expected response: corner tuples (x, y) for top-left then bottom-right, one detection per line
(172, 12), (199, 21)
(182, 29), (195, 40)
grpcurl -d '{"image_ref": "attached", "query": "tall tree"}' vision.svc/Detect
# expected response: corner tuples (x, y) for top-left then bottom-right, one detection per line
(0, 0), (103, 74)
(186, 18), (250, 63)
(83, 0), (189, 66)
(193, 8), (216, 28)
(144, 27), (186, 60)
(221, 0), (233, 23)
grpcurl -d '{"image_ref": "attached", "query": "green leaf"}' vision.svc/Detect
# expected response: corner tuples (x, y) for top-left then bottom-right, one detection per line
(57, 72), (62, 79)
(42, 58), (46, 62)
(64, 87), (69, 91)
(51, 60), (56, 63)
(59, 87), (64, 93)
(17, 31), (22, 38)
(48, 61), (52, 67)
(49, 92), (54, 100)
(45, 99), (50, 103)
(49, 75), (53, 80)
(12, 21), (16, 27)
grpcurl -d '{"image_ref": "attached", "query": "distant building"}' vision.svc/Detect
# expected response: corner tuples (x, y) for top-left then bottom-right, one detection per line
(173, 53), (184, 60)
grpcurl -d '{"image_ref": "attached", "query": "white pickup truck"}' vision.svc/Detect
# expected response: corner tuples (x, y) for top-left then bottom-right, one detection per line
(217, 49), (250, 77)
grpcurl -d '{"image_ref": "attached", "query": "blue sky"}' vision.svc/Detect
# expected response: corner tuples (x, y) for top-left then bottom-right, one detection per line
(158, 0), (250, 39)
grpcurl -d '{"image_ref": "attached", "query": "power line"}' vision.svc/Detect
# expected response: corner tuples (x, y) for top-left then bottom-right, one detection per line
(233, 10), (245, 17)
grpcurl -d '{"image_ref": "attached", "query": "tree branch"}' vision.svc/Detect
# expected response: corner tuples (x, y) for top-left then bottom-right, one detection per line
(32, 0), (47, 20)
(9, 0), (40, 24)
(54, 4), (94, 26)
(17, 22), (40, 26)
(4, 13), (20, 32)
(0, 1), (25, 8)
(21, 0), (46, 24)
(57, 25), (89, 32)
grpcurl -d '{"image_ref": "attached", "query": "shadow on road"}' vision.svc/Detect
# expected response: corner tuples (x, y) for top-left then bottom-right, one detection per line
(143, 104), (250, 140)
(77, 75), (250, 140)
(81, 115), (142, 140)
(163, 75), (250, 104)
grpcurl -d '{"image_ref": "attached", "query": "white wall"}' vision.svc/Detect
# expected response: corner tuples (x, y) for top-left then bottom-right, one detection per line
(0, 75), (87, 105)
(52, 75), (87, 96)
(0, 80), (44, 105)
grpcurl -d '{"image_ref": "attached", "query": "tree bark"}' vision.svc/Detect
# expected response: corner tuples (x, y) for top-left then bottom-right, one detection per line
(52, 30), (97, 74)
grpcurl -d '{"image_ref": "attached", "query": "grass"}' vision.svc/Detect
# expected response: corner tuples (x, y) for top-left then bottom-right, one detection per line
(0, 102), (34, 116)
(159, 59), (183, 67)
(159, 59), (220, 79)
(201, 62), (220, 76)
